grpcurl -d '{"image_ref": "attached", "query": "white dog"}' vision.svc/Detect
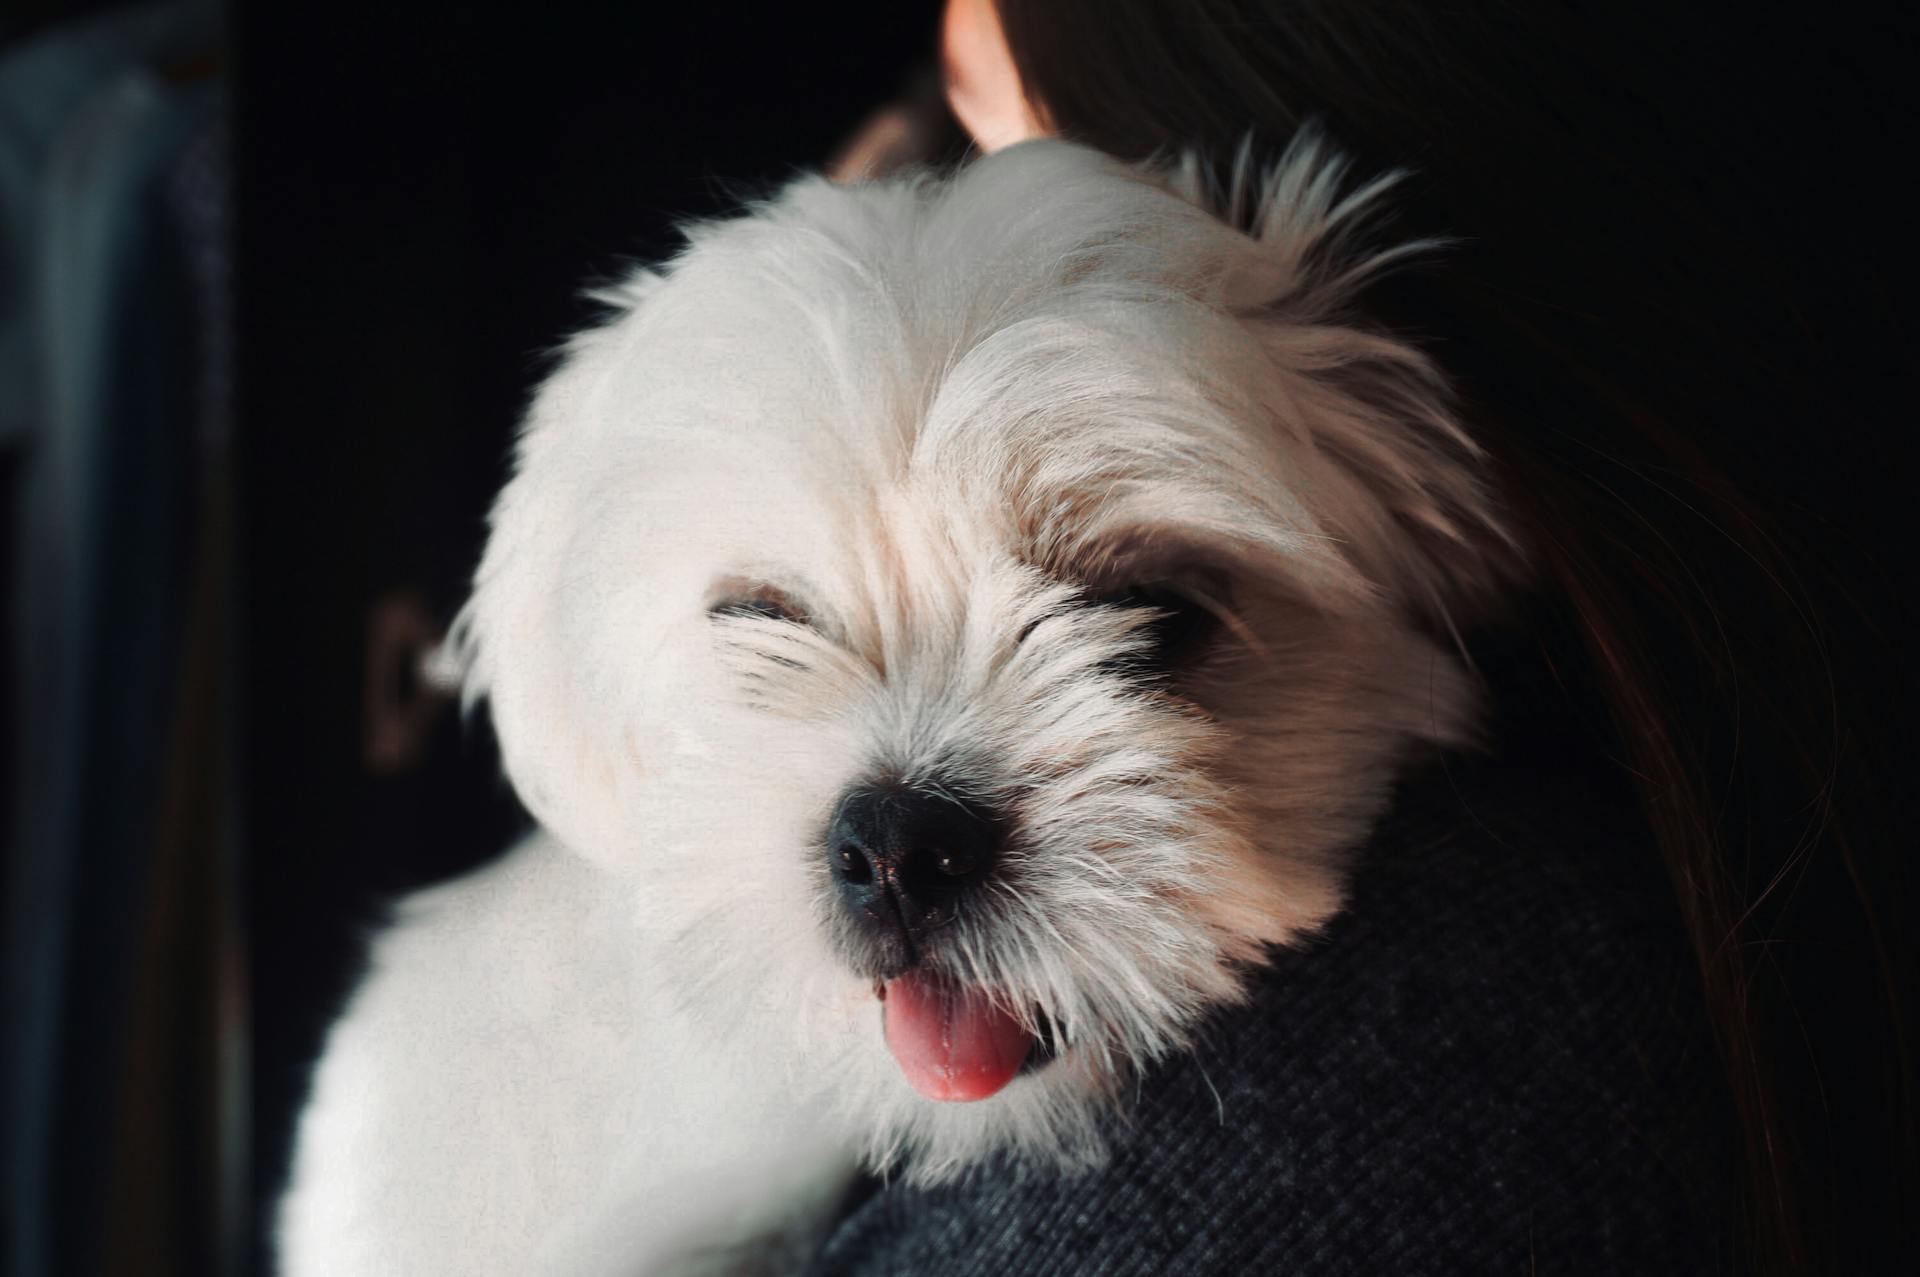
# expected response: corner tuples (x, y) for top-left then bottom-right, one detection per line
(277, 134), (1513, 1275)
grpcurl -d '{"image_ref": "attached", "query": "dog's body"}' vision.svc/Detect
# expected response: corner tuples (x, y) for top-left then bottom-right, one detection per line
(280, 835), (854, 1274)
(278, 138), (1513, 1275)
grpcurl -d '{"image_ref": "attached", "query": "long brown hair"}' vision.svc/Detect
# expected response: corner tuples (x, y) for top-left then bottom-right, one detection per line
(992, 1), (1916, 1270)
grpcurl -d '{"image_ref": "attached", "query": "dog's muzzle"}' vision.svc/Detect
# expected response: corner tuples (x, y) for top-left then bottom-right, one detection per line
(826, 780), (1002, 980)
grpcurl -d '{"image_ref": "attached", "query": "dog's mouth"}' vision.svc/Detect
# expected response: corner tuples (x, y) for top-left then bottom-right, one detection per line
(877, 972), (1057, 1101)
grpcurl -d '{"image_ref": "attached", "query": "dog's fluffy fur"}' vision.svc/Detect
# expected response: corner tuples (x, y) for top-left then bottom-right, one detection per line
(277, 136), (1513, 1275)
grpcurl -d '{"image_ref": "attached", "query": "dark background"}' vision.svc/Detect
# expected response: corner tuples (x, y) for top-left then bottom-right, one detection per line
(3, 3), (1913, 1275)
(233, 4), (951, 1272)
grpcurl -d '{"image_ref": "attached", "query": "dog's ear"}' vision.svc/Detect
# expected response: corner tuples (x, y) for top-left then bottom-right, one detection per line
(1170, 133), (1526, 629)
(445, 269), (669, 860)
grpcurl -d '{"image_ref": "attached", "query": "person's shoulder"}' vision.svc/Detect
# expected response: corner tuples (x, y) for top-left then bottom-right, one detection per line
(1276, 751), (1699, 1049)
(1160, 753), (1737, 1272)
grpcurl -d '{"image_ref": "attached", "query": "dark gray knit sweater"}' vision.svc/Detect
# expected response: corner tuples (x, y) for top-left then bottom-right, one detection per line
(813, 741), (1736, 1275)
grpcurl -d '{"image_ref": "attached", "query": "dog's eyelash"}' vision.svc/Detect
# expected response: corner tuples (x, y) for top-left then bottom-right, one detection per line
(710, 598), (805, 624)
(708, 585), (810, 627)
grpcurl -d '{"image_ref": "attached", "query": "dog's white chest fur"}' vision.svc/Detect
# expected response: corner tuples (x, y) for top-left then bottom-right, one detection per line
(280, 835), (855, 1275)
(277, 136), (1512, 1274)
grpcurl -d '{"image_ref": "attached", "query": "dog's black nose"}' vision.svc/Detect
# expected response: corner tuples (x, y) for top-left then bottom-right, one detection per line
(827, 782), (1002, 972)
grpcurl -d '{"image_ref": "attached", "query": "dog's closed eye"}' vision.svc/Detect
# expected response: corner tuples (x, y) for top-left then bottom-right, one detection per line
(1087, 583), (1225, 670)
(708, 582), (811, 627)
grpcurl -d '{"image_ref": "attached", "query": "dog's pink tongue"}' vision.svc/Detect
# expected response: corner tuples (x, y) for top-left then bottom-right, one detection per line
(882, 972), (1032, 1102)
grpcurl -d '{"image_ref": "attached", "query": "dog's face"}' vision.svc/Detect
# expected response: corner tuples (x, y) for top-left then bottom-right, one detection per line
(456, 139), (1511, 1178)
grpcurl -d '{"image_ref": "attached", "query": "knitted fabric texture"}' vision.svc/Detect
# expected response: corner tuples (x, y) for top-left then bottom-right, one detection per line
(813, 748), (1735, 1275)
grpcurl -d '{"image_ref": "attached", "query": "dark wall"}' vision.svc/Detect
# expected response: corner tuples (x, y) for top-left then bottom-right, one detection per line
(233, 5), (948, 1268)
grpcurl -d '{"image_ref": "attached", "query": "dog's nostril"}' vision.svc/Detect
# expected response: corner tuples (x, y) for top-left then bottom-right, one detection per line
(836, 842), (874, 885)
(935, 849), (980, 877)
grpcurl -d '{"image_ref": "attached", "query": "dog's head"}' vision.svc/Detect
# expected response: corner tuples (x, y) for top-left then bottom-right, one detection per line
(453, 136), (1514, 1177)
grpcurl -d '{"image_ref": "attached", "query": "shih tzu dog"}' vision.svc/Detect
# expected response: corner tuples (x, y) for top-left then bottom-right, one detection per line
(277, 134), (1513, 1275)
